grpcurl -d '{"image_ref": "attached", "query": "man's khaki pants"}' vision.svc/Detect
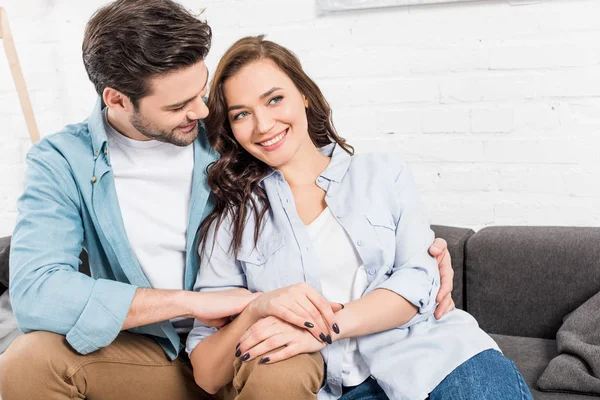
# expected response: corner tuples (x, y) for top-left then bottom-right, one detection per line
(0, 331), (324, 400)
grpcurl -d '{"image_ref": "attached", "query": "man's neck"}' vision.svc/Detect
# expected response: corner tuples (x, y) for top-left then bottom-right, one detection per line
(106, 108), (150, 141)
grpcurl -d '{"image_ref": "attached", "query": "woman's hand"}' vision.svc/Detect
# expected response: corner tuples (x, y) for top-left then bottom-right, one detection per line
(428, 238), (456, 319)
(236, 316), (326, 364)
(246, 282), (343, 343)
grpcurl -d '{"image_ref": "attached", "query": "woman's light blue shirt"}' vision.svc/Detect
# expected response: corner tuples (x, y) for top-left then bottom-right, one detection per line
(187, 143), (499, 400)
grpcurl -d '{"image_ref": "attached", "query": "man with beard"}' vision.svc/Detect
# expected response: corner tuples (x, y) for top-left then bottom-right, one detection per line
(0, 1), (454, 399)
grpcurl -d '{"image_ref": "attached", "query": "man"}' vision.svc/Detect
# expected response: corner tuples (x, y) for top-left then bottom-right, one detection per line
(0, 1), (454, 399)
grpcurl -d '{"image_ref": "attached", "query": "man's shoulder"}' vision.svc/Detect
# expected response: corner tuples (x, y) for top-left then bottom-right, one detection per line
(28, 120), (93, 162)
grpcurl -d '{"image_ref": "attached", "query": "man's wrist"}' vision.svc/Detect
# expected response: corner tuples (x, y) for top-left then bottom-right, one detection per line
(177, 289), (195, 318)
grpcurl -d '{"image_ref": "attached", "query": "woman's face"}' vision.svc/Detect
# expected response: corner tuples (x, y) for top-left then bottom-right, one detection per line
(223, 58), (311, 168)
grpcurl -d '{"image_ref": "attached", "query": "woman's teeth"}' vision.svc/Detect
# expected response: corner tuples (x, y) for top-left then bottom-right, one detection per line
(259, 130), (286, 147)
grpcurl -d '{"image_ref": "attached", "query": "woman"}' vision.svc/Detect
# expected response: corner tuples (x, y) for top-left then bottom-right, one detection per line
(187, 35), (533, 400)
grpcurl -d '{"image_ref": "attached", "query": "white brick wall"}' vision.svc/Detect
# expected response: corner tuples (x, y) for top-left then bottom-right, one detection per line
(0, 0), (599, 236)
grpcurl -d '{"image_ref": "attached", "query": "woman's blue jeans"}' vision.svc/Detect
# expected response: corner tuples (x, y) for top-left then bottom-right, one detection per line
(339, 349), (533, 400)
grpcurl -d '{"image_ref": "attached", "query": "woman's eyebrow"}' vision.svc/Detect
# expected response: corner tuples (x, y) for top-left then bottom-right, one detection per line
(227, 87), (283, 113)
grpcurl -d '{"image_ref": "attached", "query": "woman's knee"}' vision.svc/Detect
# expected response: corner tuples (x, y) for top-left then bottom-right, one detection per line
(234, 352), (324, 397)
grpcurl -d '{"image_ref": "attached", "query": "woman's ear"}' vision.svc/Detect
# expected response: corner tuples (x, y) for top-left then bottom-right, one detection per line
(302, 95), (309, 109)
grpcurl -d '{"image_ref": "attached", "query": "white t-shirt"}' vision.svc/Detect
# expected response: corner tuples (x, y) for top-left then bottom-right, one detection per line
(103, 110), (193, 331)
(305, 207), (371, 387)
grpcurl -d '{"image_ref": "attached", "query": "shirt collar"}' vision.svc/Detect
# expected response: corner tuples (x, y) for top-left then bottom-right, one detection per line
(318, 142), (352, 183)
(261, 142), (352, 184)
(88, 97), (109, 156)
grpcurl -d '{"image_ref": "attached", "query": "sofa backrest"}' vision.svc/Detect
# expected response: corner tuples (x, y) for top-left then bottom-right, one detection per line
(465, 226), (600, 339)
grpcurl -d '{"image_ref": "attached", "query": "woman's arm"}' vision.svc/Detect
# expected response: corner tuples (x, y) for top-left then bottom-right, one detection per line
(334, 158), (440, 341)
(333, 288), (417, 341)
(191, 307), (261, 393)
(187, 222), (254, 394)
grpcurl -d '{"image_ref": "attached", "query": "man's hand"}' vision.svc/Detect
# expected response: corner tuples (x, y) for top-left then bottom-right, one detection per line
(236, 316), (325, 364)
(187, 289), (261, 327)
(428, 238), (456, 319)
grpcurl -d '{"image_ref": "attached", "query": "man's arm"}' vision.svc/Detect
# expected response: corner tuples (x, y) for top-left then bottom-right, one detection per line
(10, 150), (137, 354)
(122, 287), (258, 331)
(10, 149), (255, 354)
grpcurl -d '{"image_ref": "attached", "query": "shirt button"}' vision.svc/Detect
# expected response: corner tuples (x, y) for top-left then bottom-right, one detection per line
(317, 177), (324, 183)
(284, 198), (290, 203)
(357, 240), (364, 246)
(91, 176), (97, 183)
(94, 151), (99, 158)
(326, 193), (332, 197)
(368, 268), (376, 275)
(257, 255), (263, 261)
(104, 149), (108, 155)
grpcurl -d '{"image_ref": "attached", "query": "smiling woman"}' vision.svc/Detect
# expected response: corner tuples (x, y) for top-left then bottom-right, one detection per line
(186, 35), (533, 400)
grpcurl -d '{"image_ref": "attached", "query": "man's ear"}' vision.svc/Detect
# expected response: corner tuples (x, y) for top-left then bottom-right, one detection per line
(103, 87), (133, 112)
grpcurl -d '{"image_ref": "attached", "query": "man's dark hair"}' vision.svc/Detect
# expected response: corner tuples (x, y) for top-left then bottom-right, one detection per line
(82, 0), (212, 108)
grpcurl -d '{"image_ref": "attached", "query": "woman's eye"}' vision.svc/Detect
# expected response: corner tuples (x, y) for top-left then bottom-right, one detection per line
(268, 96), (283, 105)
(233, 111), (249, 120)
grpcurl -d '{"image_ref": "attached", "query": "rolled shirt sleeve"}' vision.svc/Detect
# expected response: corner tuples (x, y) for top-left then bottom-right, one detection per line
(372, 159), (440, 328)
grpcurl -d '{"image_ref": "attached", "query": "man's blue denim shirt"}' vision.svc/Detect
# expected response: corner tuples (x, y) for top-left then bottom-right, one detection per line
(9, 98), (217, 360)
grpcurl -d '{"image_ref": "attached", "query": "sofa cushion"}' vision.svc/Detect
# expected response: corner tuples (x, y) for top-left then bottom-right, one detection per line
(492, 334), (596, 400)
(431, 225), (474, 310)
(467, 227), (600, 339)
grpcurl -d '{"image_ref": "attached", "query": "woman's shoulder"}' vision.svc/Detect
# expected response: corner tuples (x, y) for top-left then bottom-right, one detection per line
(350, 152), (409, 179)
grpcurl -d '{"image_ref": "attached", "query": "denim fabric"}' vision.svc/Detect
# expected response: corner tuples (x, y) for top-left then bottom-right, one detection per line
(429, 349), (533, 400)
(341, 378), (388, 400)
(339, 350), (532, 400)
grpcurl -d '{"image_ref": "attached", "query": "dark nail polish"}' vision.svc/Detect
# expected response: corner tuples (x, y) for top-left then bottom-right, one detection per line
(332, 323), (340, 334)
(319, 333), (327, 342)
(259, 357), (270, 364)
(340, 303), (345, 309)
(235, 349), (241, 357)
(326, 335), (332, 344)
(241, 353), (250, 361)
(236, 343), (240, 350)
(304, 321), (315, 328)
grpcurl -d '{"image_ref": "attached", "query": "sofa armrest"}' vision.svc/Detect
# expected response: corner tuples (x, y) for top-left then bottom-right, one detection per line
(431, 225), (474, 310)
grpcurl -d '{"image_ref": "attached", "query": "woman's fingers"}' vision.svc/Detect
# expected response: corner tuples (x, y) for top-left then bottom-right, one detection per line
(239, 333), (292, 362)
(237, 317), (281, 356)
(302, 285), (339, 338)
(294, 295), (332, 343)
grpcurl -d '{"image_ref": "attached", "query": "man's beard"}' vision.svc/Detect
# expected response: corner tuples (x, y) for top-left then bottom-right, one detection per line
(129, 109), (198, 147)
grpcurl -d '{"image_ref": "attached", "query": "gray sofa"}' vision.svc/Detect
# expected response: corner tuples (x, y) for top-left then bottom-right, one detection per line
(1, 226), (599, 398)
(433, 225), (600, 400)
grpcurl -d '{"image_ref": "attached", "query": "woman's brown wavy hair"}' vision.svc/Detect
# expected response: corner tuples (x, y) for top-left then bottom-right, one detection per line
(200, 35), (353, 256)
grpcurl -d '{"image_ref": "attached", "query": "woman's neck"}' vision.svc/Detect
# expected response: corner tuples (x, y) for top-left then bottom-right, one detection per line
(278, 142), (330, 186)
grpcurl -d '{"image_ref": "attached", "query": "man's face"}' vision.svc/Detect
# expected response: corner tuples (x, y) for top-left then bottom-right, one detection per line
(130, 61), (209, 147)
